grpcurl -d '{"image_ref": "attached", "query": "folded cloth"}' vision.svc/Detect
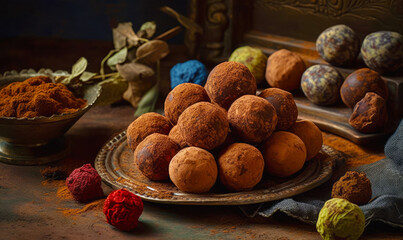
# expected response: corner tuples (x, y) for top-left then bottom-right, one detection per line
(240, 119), (403, 228)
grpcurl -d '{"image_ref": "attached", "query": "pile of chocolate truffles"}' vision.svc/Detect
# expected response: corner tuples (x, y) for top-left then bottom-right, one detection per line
(127, 61), (323, 194)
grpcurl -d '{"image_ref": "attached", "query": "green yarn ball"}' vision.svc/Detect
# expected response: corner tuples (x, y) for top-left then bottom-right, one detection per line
(229, 46), (267, 85)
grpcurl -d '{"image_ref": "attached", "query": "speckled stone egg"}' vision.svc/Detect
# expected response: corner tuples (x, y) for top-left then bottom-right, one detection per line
(229, 46), (267, 85)
(361, 31), (403, 74)
(316, 25), (360, 67)
(301, 65), (343, 105)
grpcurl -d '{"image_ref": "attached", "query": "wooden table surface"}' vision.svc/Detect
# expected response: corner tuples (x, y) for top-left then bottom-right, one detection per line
(0, 38), (402, 239)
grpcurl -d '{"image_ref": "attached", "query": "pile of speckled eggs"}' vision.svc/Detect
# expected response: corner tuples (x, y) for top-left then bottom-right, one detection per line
(305, 25), (402, 133)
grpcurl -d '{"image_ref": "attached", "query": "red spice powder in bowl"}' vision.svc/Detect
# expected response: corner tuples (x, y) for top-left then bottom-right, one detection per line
(0, 72), (100, 165)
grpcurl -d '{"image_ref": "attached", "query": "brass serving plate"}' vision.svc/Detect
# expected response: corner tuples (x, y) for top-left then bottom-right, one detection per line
(0, 69), (101, 165)
(95, 131), (336, 205)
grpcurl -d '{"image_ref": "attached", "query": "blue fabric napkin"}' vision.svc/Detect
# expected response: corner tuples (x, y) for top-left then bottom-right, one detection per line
(240, 119), (403, 228)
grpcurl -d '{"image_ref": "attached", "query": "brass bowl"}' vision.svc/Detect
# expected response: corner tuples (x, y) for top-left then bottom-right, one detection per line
(0, 69), (101, 165)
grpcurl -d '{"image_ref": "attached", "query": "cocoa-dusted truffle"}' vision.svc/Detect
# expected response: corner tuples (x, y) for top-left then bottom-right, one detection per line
(349, 92), (388, 133)
(218, 143), (264, 191)
(259, 88), (297, 130)
(177, 102), (229, 150)
(332, 171), (372, 205)
(290, 120), (323, 161)
(168, 125), (187, 148)
(228, 95), (277, 143)
(205, 61), (257, 110)
(340, 68), (388, 109)
(261, 131), (306, 177)
(164, 83), (210, 124)
(169, 147), (218, 193)
(127, 112), (172, 152)
(134, 133), (181, 181)
(265, 49), (306, 91)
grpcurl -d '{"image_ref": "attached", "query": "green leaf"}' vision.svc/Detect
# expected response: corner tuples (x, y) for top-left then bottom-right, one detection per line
(134, 60), (161, 117)
(134, 82), (159, 117)
(63, 57), (88, 85)
(137, 21), (156, 39)
(71, 57), (88, 79)
(96, 74), (129, 106)
(100, 49), (118, 80)
(107, 47), (128, 70)
(136, 40), (169, 64)
(80, 71), (97, 82)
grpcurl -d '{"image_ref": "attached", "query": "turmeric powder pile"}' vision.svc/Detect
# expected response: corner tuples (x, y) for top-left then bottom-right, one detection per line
(0, 76), (87, 118)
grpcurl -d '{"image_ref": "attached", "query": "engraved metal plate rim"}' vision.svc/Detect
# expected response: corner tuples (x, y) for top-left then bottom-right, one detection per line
(95, 131), (335, 205)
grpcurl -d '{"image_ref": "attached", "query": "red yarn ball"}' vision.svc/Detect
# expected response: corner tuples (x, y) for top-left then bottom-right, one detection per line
(103, 189), (144, 231)
(66, 164), (104, 203)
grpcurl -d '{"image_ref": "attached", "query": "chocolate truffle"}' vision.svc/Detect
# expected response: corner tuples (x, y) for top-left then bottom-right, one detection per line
(177, 102), (229, 150)
(340, 68), (388, 109)
(169, 147), (218, 193)
(127, 112), (172, 152)
(228, 95), (278, 143)
(164, 83), (210, 124)
(349, 92), (388, 133)
(205, 61), (257, 109)
(265, 49), (306, 91)
(134, 133), (181, 181)
(332, 171), (372, 205)
(361, 31), (403, 74)
(168, 125), (188, 148)
(218, 143), (264, 191)
(290, 120), (323, 161)
(316, 24), (360, 67)
(301, 65), (343, 106)
(228, 46), (268, 85)
(259, 88), (298, 130)
(261, 131), (306, 177)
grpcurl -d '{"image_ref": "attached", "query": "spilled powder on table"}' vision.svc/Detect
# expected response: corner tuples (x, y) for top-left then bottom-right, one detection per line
(61, 199), (105, 216)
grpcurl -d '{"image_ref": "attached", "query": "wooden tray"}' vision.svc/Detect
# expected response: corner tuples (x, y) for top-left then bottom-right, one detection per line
(293, 92), (394, 145)
(95, 131), (336, 205)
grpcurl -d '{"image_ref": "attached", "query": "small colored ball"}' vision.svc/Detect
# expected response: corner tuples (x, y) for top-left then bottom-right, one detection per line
(205, 61), (257, 110)
(177, 102), (229, 150)
(290, 120), (323, 161)
(349, 92), (388, 133)
(66, 164), (104, 203)
(127, 112), (172, 152)
(316, 198), (365, 240)
(169, 147), (218, 193)
(103, 189), (143, 231)
(259, 88), (298, 130)
(265, 49), (306, 91)
(228, 46), (268, 85)
(164, 83), (210, 124)
(301, 65), (343, 105)
(134, 133), (181, 181)
(340, 68), (388, 109)
(261, 131), (306, 177)
(170, 60), (208, 89)
(316, 24), (360, 67)
(228, 95), (278, 144)
(361, 31), (403, 74)
(332, 171), (372, 205)
(218, 143), (264, 191)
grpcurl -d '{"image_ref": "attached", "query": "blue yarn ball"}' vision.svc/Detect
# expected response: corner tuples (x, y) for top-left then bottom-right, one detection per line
(170, 60), (208, 89)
